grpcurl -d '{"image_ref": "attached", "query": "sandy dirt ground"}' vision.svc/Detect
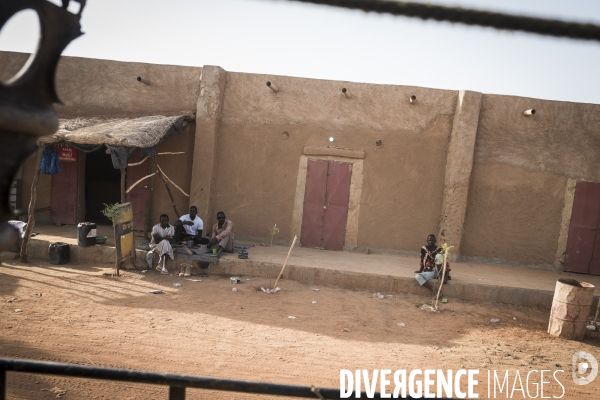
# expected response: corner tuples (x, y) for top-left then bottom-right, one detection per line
(1, 259), (599, 399)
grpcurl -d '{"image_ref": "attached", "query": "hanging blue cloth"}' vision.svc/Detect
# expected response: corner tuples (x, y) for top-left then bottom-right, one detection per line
(40, 147), (62, 175)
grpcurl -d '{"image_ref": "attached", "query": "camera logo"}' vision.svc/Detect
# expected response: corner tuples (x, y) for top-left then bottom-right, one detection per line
(572, 351), (598, 385)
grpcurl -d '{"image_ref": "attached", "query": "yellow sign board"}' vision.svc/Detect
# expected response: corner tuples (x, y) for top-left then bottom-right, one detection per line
(114, 202), (134, 264)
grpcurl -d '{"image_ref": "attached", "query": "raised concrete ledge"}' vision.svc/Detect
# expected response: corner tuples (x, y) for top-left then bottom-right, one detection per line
(303, 146), (365, 159)
(25, 237), (147, 266)
(203, 258), (573, 310)
(22, 236), (599, 311)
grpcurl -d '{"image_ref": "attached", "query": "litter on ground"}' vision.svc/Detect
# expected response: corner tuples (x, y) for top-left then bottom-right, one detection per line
(261, 287), (281, 294)
(41, 387), (67, 398)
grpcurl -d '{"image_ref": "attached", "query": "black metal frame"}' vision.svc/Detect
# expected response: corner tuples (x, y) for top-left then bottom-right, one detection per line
(291, 0), (600, 42)
(0, 358), (411, 399)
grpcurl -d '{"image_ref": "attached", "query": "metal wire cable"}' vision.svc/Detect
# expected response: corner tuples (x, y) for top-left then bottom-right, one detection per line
(288, 0), (600, 42)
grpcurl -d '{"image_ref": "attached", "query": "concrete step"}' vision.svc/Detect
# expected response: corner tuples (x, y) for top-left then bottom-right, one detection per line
(19, 236), (599, 312)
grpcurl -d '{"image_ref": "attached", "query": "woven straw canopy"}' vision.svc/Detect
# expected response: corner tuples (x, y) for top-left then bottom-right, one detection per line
(39, 115), (193, 148)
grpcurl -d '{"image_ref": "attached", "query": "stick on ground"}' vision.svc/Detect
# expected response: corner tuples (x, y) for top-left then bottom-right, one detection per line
(272, 235), (297, 291)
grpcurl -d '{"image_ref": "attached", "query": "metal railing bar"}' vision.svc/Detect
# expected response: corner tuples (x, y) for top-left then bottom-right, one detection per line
(0, 369), (5, 400)
(169, 385), (186, 400)
(0, 358), (393, 399)
(289, 0), (600, 42)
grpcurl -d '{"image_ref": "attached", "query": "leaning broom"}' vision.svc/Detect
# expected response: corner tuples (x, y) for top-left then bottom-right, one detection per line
(434, 243), (453, 308)
(421, 243), (452, 312)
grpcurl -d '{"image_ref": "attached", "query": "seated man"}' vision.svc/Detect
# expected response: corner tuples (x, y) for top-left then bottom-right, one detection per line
(8, 220), (27, 252)
(173, 206), (205, 245)
(415, 234), (448, 295)
(208, 211), (234, 257)
(146, 214), (174, 274)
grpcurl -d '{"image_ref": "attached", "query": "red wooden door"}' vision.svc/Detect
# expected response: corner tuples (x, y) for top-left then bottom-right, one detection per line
(322, 161), (353, 250)
(300, 159), (328, 249)
(564, 181), (600, 275)
(301, 159), (352, 251)
(126, 154), (151, 230)
(51, 147), (78, 224)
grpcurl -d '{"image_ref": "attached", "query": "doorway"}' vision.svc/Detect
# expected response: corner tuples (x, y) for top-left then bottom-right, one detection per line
(564, 181), (600, 275)
(51, 145), (80, 225)
(300, 159), (352, 251)
(85, 149), (121, 225)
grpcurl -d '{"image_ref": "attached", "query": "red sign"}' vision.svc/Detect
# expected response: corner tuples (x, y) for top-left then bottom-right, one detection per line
(57, 145), (77, 162)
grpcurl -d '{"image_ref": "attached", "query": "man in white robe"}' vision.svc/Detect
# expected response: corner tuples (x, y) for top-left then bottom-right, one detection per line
(146, 214), (174, 274)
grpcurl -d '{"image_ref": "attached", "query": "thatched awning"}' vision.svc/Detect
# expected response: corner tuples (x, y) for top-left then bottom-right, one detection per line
(39, 115), (193, 148)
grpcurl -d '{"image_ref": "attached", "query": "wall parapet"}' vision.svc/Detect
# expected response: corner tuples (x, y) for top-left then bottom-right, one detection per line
(303, 146), (365, 159)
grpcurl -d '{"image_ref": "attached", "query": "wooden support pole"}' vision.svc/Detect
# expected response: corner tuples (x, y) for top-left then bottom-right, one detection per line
(127, 156), (149, 167)
(153, 162), (189, 197)
(126, 152), (185, 167)
(20, 147), (43, 263)
(143, 170), (154, 239)
(120, 168), (126, 203)
(151, 158), (180, 218)
(118, 168), (127, 274)
(113, 224), (120, 276)
(593, 300), (600, 325)
(125, 172), (157, 194)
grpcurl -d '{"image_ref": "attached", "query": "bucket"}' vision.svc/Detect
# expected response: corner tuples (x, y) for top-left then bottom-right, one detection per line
(548, 278), (595, 340)
(49, 242), (70, 265)
(77, 222), (96, 246)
